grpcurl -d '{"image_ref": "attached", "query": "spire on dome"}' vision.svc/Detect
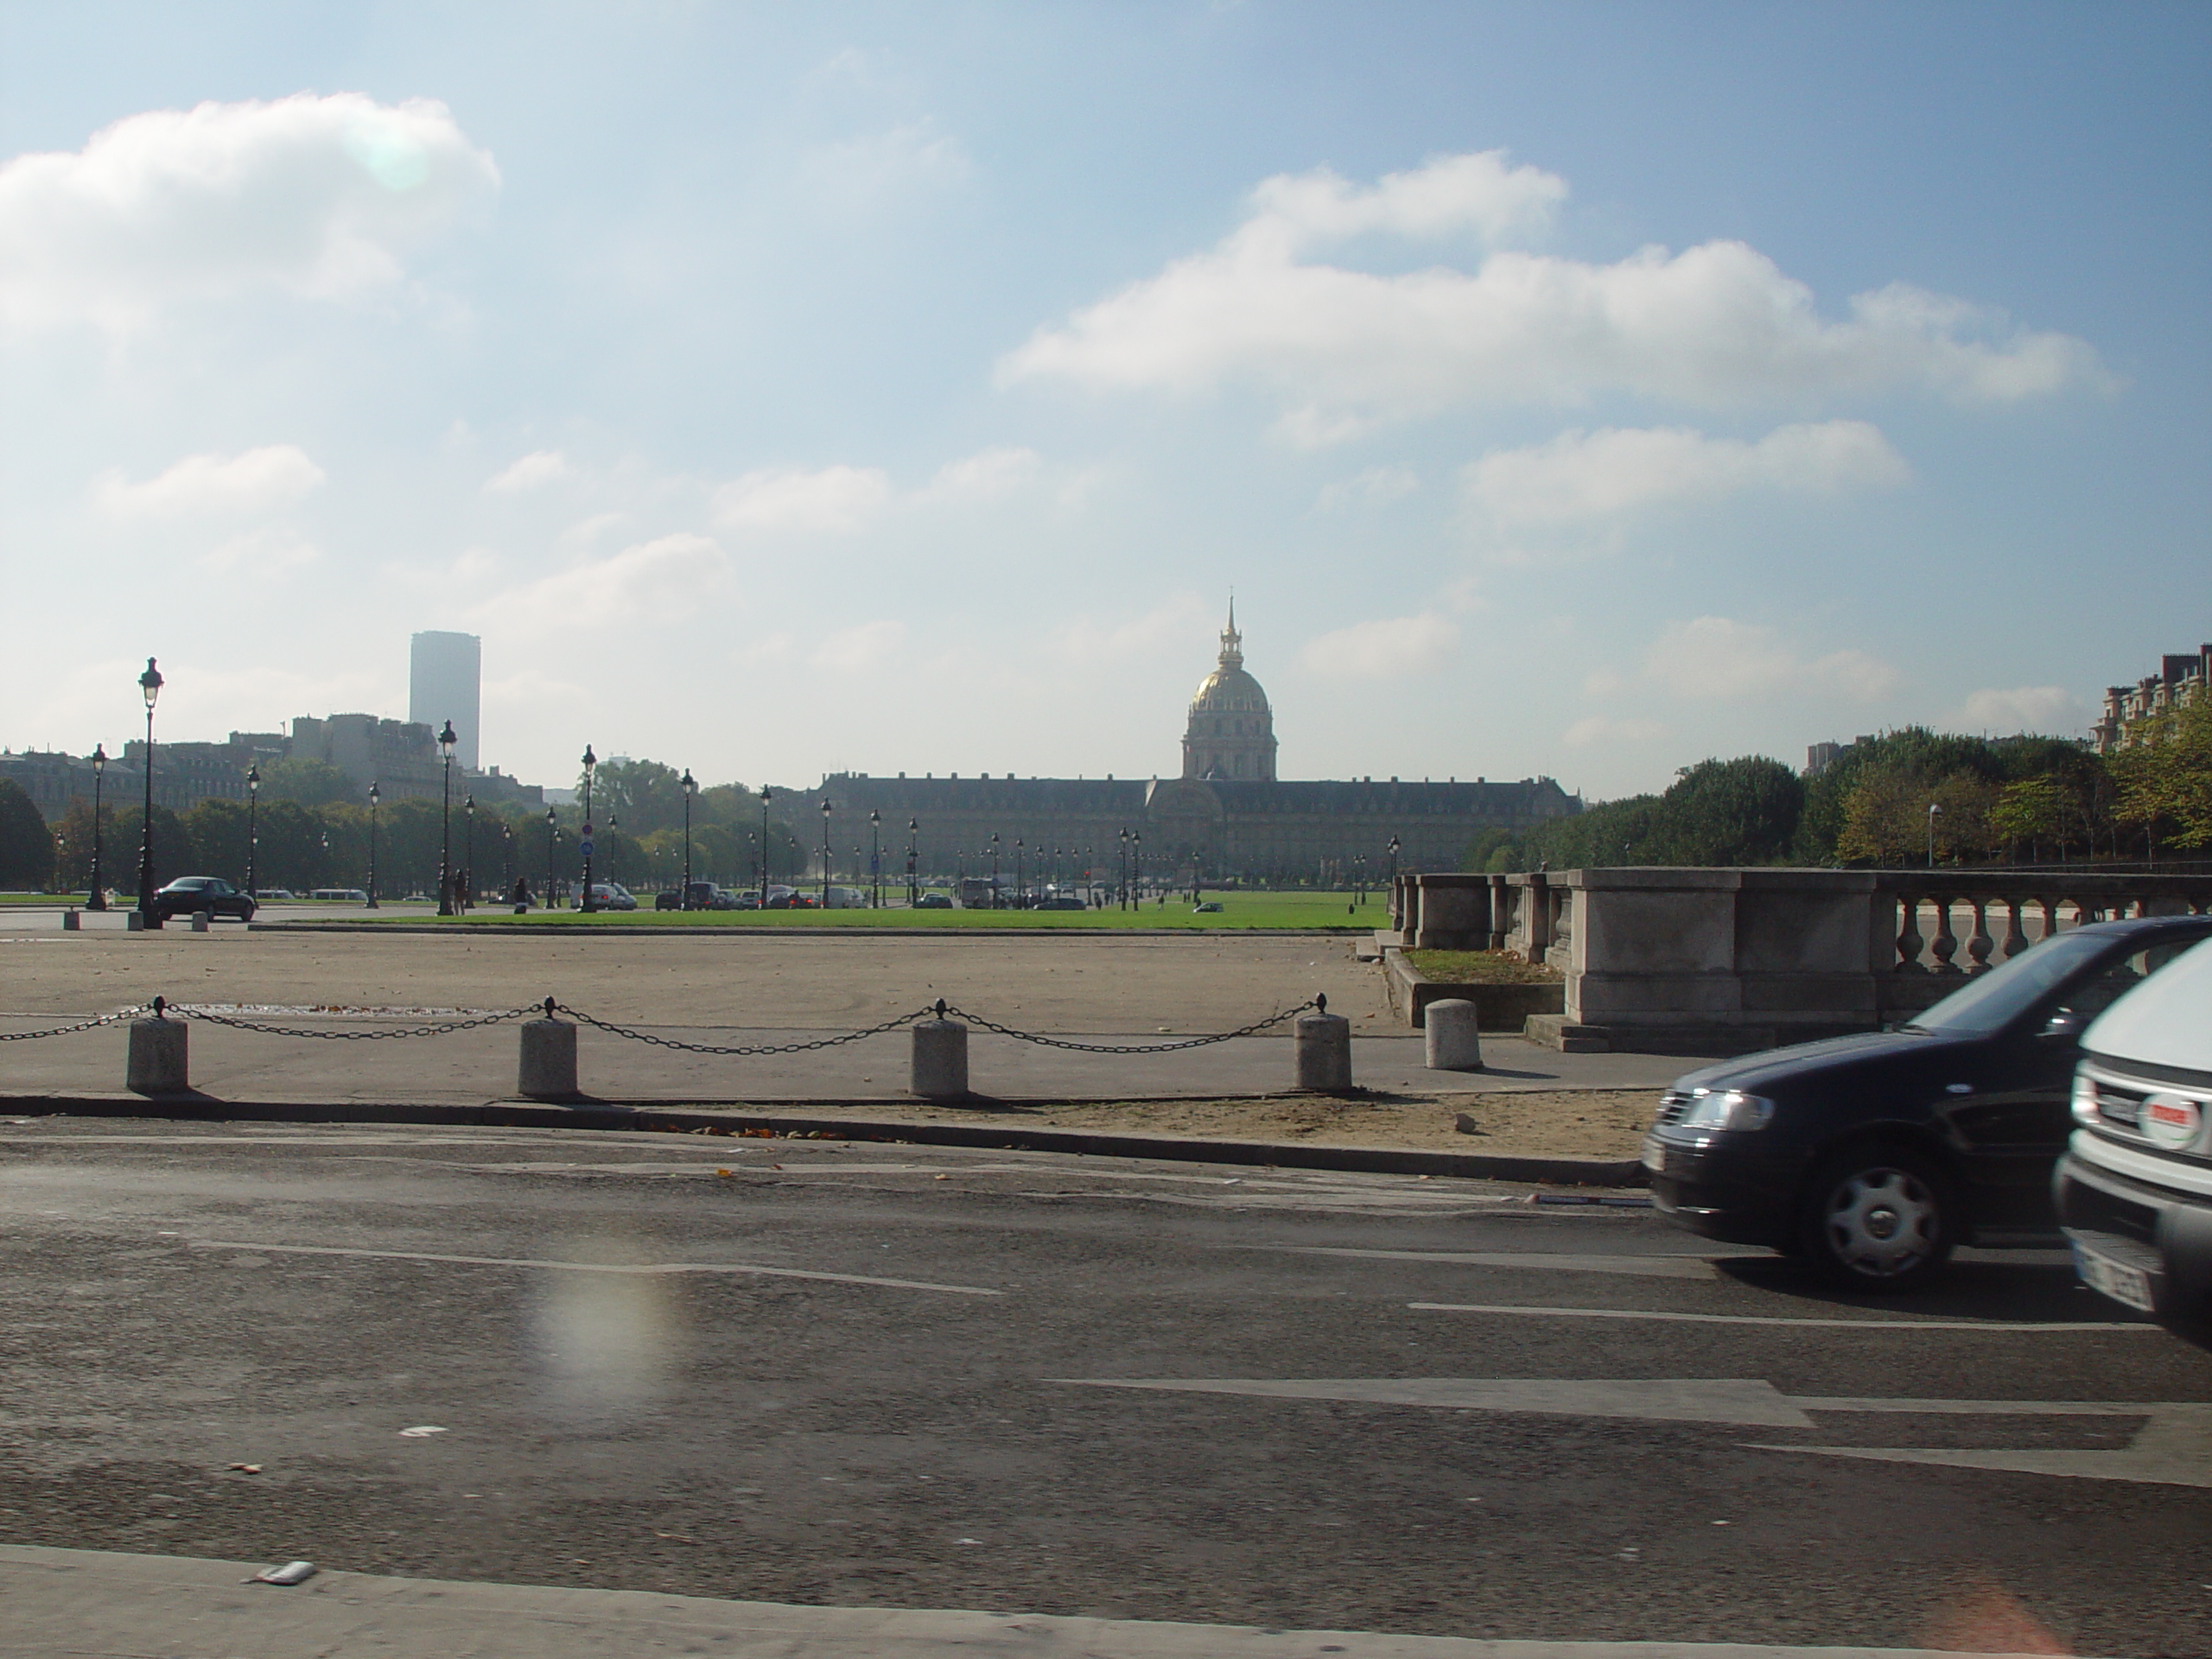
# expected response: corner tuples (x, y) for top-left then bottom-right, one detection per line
(1219, 594), (1242, 667)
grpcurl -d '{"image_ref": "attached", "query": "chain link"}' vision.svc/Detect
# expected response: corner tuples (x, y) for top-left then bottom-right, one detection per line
(0, 1005), (153, 1043)
(935, 1000), (1313, 1053)
(553, 1003), (940, 1056)
(173, 1004), (542, 1041)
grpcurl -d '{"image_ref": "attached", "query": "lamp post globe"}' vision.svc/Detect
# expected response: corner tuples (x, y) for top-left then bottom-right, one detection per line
(87, 744), (107, 910)
(819, 798), (832, 909)
(435, 721), (458, 916)
(135, 658), (163, 929)
(681, 768), (696, 906)
(578, 745), (598, 912)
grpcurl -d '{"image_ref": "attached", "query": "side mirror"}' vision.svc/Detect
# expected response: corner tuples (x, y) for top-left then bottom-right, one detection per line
(2038, 1008), (2087, 1043)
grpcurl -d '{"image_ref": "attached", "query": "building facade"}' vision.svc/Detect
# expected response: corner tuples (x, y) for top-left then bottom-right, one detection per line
(819, 609), (1578, 886)
(2093, 645), (2210, 753)
(409, 631), (482, 772)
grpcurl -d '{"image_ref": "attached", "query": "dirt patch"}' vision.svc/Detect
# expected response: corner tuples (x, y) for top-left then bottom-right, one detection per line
(682, 1089), (1656, 1161)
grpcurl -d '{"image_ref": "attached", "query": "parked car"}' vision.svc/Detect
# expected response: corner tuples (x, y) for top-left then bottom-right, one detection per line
(2056, 936), (2212, 1340)
(1192, 900), (1224, 912)
(255, 887), (296, 900)
(1643, 913), (2212, 1290)
(150, 876), (257, 922)
(583, 882), (638, 911)
(913, 893), (953, 909)
(309, 887), (368, 902)
(1035, 896), (1087, 911)
(655, 881), (739, 911)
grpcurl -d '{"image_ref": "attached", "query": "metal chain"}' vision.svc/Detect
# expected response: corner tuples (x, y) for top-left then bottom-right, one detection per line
(173, 1003), (542, 1041)
(0, 1005), (153, 1042)
(553, 1003), (941, 1057)
(935, 999), (1314, 1053)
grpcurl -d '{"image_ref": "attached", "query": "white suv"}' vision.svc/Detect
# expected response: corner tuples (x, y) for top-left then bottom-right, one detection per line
(2057, 936), (2212, 1341)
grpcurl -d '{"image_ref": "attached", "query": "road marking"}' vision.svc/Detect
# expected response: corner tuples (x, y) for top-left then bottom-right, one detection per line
(187, 1239), (1001, 1295)
(1751, 1401), (2212, 1490)
(1410, 1302), (2153, 1332)
(1262, 1247), (1716, 1278)
(1055, 1377), (1817, 1427)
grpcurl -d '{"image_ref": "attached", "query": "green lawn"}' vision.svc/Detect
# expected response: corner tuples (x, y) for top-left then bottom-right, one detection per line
(1404, 948), (1560, 982)
(414, 889), (1387, 931)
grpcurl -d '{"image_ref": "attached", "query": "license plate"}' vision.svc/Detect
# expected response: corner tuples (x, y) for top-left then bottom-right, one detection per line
(2073, 1243), (2155, 1313)
(1642, 1135), (1666, 1173)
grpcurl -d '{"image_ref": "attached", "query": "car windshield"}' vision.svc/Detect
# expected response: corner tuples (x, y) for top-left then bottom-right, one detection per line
(1904, 930), (2120, 1034)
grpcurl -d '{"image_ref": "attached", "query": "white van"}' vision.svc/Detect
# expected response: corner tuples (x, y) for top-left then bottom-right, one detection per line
(2057, 936), (2212, 1341)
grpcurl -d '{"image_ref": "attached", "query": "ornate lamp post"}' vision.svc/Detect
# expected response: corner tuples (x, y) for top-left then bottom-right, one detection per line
(435, 721), (458, 916)
(244, 764), (259, 897)
(758, 785), (774, 909)
(1927, 802), (1942, 868)
(681, 769), (696, 906)
(1132, 831), (1142, 904)
(1014, 837), (1025, 908)
(463, 793), (476, 911)
(989, 832), (1000, 907)
(819, 798), (833, 908)
(1386, 836), (1401, 899)
(544, 806), (558, 906)
(87, 744), (107, 910)
(54, 832), (66, 896)
(1117, 827), (1128, 909)
(906, 817), (918, 906)
(869, 810), (881, 908)
(366, 783), (381, 908)
(136, 658), (163, 930)
(578, 746), (599, 911)
(501, 822), (513, 899)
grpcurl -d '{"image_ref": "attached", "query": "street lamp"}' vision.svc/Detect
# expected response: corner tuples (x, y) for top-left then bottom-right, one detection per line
(544, 805), (559, 906)
(1927, 801), (1942, 868)
(1014, 837), (1025, 908)
(906, 817), (918, 906)
(463, 793), (476, 911)
(136, 658), (163, 929)
(989, 832), (1001, 908)
(501, 822), (513, 899)
(819, 798), (833, 908)
(1387, 835), (1401, 897)
(87, 744), (107, 910)
(1132, 831), (1141, 905)
(869, 810), (881, 908)
(366, 783), (381, 908)
(245, 764), (259, 898)
(758, 785), (773, 909)
(579, 745), (598, 911)
(681, 769), (696, 906)
(435, 720), (458, 916)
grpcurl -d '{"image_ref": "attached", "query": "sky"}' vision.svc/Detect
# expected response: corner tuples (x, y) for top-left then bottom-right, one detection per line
(2, 1), (2206, 801)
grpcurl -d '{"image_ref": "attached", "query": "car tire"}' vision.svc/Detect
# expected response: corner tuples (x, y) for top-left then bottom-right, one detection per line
(1797, 1141), (1955, 1292)
(241, 902), (256, 922)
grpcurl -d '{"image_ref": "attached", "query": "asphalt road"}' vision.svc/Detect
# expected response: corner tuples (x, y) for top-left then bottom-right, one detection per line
(3, 1117), (2207, 1656)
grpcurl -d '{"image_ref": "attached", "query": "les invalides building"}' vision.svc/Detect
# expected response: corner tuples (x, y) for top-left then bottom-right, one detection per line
(820, 605), (1579, 887)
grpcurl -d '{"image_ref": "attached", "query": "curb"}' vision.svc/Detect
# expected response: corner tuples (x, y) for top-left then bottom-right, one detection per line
(0, 1094), (1644, 1187)
(247, 922), (1370, 938)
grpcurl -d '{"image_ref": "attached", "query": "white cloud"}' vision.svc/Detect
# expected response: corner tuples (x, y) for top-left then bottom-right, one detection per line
(1463, 420), (1908, 526)
(97, 444), (326, 517)
(1643, 615), (1898, 702)
(1955, 684), (2084, 734)
(1298, 612), (1460, 679)
(0, 92), (499, 331)
(486, 533), (728, 636)
(486, 450), (571, 493)
(1316, 465), (1419, 512)
(805, 121), (971, 202)
(1001, 155), (2106, 437)
(811, 620), (906, 671)
(199, 526), (320, 576)
(917, 445), (1043, 504)
(713, 465), (893, 534)
(1564, 715), (1668, 748)
(1051, 593), (1216, 666)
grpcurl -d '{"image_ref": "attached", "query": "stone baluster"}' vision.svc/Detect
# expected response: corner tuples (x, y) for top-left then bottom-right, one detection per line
(1929, 893), (1961, 975)
(1895, 888), (1926, 973)
(1999, 897), (2029, 960)
(1964, 897), (1994, 975)
(2039, 894), (2060, 944)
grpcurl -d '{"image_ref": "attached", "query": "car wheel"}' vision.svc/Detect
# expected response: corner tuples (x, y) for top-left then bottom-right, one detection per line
(241, 902), (256, 922)
(1797, 1142), (1955, 1291)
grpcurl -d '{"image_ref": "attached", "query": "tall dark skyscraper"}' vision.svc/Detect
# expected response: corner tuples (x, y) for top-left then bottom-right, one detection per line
(408, 631), (481, 772)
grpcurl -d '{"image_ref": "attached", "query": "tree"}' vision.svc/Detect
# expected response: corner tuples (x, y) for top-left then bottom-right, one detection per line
(2110, 693), (2212, 854)
(1656, 757), (1802, 865)
(256, 756), (358, 807)
(0, 779), (55, 889)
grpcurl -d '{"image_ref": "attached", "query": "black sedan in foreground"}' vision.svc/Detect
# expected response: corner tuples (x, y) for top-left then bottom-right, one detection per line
(1644, 912), (2212, 1290)
(149, 876), (257, 922)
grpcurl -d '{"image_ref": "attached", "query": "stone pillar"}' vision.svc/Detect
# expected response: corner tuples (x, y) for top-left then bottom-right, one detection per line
(189, 911), (210, 932)
(518, 1007), (579, 1102)
(127, 1004), (188, 1095)
(1424, 998), (1484, 1071)
(126, 912), (145, 932)
(1294, 995), (1353, 1092)
(61, 910), (79, 931)
(911, 1002), (969, 1102)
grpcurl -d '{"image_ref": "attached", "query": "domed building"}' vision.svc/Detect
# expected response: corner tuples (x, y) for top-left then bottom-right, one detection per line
(1182, 603), (1277, 783)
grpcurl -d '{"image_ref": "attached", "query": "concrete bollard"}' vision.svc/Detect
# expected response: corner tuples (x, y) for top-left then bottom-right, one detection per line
(1294, 993), (1353, 1092)
(911, 1001), (969, 1101)
(127, 1001), (188, 1095)
(1424, 997), (1484, 1071)
(189, 911), (210, 933)
(126, 912), (145, 931)
(62, 909), (79, 931)
(518, 1001), (580, 1102)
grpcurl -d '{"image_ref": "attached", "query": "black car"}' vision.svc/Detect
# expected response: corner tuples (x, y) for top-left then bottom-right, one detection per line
(1643, 913), (2212, 1290)
(654, 881), (737, 912)
(151, 876), (257, 922)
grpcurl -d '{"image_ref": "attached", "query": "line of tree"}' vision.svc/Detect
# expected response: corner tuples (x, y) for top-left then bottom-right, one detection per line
(7, 757), (822, 896)
(1465, 705), (2211, 873)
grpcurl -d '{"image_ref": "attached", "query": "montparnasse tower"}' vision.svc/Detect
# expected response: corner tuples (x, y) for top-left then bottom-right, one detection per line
(1181, 599), (1277, 783)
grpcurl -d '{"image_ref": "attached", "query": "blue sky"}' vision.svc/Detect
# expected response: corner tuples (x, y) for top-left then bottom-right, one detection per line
(2, 2), (2205, 799)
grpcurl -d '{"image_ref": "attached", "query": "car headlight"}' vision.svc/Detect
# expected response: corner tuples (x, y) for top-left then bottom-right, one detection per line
(1679, 1088), (1776, 1131)
(2071, 1073), (2100, 1126)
